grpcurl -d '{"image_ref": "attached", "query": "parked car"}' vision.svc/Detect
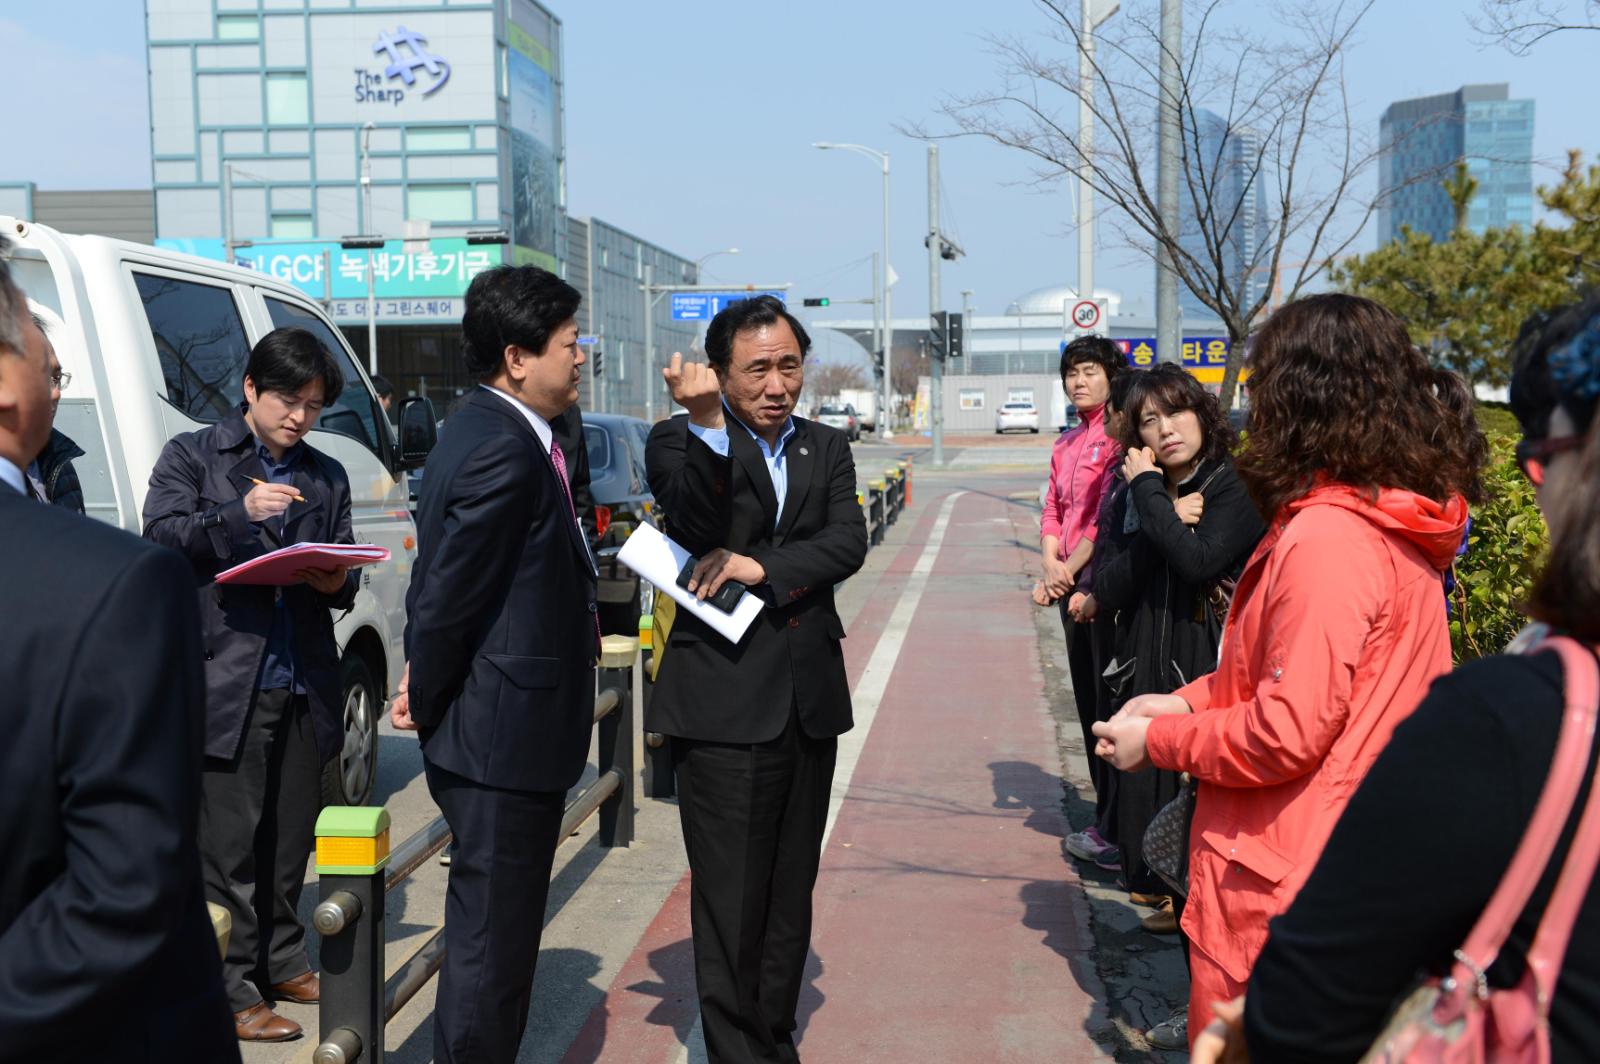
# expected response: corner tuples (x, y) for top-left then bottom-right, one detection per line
(996, 401), (1041, 434)
(5, 217), (435, 807)
(583, 412), (659, 636)
(816, 402), (861, 441)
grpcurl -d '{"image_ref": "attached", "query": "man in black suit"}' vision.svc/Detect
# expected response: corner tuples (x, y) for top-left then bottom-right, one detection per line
(0, 242), (239, 1060)
(390, 264), (597, 1064)
(646, 295), (867, 1063)
(143, 327), (360, 1042)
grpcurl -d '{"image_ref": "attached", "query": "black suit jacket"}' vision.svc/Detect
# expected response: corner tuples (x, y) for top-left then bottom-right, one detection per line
(404, 388), (599, 793)
(0, 484), (239, 1063)
(645, 414), (867, 743)
(143, 408), (359, 763)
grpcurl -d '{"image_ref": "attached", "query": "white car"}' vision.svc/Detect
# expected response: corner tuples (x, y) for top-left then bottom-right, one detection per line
(816, 403), (861, 441)
(5, 217), (433, 807)
(996, 401), (1040, 434)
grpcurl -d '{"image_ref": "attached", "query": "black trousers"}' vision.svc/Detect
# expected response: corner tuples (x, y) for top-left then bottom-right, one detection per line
(424, 758), (566, 1064)
(199, 688), (320, 1013)
(1059, 603), (1116, 840)
(672, 712), (837, 1064)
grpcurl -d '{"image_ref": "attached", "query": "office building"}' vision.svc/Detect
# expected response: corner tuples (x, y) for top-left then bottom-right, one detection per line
(1378, 83), (1535, 243)
(1177, 108), (1269, 320)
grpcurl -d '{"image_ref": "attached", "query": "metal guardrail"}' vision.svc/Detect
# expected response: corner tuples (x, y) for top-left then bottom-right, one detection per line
(310, 636), (640, 1064)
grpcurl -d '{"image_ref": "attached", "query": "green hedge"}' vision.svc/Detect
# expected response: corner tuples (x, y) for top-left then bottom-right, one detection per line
(1450, 426), (1546, 662)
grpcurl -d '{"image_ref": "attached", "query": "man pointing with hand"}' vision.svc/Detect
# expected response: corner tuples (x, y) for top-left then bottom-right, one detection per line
(646, 295), (867, 1063)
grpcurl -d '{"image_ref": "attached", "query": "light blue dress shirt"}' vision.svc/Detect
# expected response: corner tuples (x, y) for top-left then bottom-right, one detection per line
(688, 408), (797, 529)
(0, 454), (25, 496)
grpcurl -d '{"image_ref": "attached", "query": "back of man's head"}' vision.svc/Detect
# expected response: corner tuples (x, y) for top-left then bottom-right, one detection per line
(461, 265), (582, 383)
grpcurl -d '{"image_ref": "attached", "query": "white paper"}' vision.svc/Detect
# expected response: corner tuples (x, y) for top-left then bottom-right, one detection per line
(617, 523), (763, 644)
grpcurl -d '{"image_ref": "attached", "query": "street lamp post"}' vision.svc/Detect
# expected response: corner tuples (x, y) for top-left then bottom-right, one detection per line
(694, 247), (740, 277)
(814, 142), (892, 440)
(359, 122), (377, 375)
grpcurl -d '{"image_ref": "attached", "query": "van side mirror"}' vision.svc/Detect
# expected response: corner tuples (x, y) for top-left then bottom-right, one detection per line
(397, 396), (437, 471)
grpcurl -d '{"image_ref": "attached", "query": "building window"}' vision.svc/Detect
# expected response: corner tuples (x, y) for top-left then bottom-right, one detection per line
(959, 389), (986, 411)
(407, 184), (473, 223)
(407, 126), (472, 152)
(271, 213), (314, 239)
(217, 14), (258, 40)
(266, 73), (308, 125)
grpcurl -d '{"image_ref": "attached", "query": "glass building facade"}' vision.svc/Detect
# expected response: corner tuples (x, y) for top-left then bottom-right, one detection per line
(1378, 83), (1535, 244)
(1177, 108), (1270, 321)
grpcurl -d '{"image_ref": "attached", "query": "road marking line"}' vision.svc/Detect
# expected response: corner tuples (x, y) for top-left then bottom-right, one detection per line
(675, 491), (968, 1064)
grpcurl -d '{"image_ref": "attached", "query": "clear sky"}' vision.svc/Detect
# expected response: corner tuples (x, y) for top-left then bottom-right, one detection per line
(4, 0), (1594, 336)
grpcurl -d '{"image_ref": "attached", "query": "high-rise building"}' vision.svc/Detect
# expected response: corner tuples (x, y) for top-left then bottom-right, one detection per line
(1378, 83), (1535, 244)
(1177, 109), (1270, 321)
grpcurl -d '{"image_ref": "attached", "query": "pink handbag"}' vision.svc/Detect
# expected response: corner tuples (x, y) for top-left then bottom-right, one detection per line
(1362, 637), (1600, 1063)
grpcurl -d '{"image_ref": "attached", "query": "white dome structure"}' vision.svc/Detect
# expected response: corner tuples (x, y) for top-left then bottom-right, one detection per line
(1004, 284), (1122, 318)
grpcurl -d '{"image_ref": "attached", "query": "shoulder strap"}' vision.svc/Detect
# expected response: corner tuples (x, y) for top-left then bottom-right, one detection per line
(1522, 637), (1600, 1017)
(1451, 637), (1600, 982)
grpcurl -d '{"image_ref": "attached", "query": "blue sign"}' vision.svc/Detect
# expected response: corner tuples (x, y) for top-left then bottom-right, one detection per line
(577, 335), (598, 346)
(670, 290), (787, 321)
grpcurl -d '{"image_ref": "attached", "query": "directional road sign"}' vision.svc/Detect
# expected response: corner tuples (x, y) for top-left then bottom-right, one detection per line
(670, 290), (787, 321)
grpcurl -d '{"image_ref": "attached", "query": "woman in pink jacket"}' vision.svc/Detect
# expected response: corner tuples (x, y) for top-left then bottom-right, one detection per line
(1092, 294), (1485, 1042)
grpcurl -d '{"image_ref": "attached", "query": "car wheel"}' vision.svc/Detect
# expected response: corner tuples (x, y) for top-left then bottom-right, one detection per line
(323, 654), (379, 807)
(1030, 427), (1039, 434)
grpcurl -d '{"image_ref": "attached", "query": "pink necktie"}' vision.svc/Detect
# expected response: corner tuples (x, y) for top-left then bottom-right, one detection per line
(549, 442), (601, 653)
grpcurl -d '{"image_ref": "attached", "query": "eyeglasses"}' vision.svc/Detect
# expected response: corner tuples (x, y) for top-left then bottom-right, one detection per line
(1515, 435), (1583, 487)
(50, 370), (71, 390)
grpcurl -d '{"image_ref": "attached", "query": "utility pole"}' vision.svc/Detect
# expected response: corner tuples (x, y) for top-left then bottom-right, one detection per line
(928, 145), (945, 468)
(871, 251), (882, 410)
(880, 157), (893, 440)
(221, 163), (236, 264)
(360, 122), (378, 374)
(642, 263), (655, 423)
(1155, 0), (1183, 364)
(1079, 0), (1120, 313)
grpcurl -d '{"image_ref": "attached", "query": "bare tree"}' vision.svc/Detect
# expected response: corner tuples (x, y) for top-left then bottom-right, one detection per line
(920, 0), (1415, 408)
(803, 360), (867, 408)
(1473, 0), (1600, 52)
(890, 340), (922, 405)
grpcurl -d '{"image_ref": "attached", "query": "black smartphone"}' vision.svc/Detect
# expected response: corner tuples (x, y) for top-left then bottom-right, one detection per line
(676, 557), (747, 614)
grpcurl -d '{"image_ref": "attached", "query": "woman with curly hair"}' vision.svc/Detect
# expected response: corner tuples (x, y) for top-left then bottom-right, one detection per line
(1093, 293), (1484, 1046)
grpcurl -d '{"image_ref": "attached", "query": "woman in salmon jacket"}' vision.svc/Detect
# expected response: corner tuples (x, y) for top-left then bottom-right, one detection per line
(1092, 293), (1486, 1041)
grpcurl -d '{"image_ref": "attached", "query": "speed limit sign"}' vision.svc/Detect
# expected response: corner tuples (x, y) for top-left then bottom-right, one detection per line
(1071, 299), (1102, 330)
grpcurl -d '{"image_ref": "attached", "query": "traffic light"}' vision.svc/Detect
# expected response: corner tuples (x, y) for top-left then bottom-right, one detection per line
(591, 348), (603, 378)
(873, 348), (885, 378)
(802, 297), (831, 307)
(929, 311), (948, 359)
(946, 312), (964, 359)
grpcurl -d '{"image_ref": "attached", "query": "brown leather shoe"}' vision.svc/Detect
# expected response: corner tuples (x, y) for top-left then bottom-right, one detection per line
(1128, 891), (1167, 908)
(268, 969), (321, 1004)
(234, 1001), (302, 1042)
(1141, 896), (1180, 935)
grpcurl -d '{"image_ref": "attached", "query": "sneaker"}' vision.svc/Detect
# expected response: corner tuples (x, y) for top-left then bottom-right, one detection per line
(1062, 826), (1114, 862)
(1093, 846), (1122, 871)
(1146, 1006), (1188, 1050)
(1141, 896), (1179, 935)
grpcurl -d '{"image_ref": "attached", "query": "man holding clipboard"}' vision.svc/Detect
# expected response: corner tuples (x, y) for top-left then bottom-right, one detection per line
(646, 295), (867, 1063)
(143, 327), (359, 1042)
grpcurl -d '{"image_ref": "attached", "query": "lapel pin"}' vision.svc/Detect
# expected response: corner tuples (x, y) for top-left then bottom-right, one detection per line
(799, 446), (809, 456)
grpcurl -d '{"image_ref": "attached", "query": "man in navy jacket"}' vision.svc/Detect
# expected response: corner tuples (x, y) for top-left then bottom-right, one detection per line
(392, 264), (597, 1064)
(143, 327), (359, 1042)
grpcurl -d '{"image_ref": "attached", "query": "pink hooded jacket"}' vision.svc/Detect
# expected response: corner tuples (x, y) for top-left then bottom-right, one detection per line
(1145, 483), (1470, 1019)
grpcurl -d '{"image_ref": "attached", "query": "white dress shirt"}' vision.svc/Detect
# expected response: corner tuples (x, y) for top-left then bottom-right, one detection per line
(481, 384), (555, 455)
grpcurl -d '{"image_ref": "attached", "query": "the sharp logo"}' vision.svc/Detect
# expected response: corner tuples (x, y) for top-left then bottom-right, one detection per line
(355, 26), (450, 106)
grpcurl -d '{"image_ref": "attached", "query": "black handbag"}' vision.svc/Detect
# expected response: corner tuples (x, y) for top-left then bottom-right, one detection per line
(1143, 774), (1196, 897)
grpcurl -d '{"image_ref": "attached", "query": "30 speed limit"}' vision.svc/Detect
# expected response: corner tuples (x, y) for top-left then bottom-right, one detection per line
(1071, 300), (1102, 330)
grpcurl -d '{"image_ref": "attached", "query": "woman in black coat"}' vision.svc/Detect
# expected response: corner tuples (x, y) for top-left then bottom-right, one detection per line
(1093, 367), (1264, 888)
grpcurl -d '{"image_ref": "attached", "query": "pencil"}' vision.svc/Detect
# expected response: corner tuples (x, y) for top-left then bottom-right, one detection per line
(241, 475), (307, 503)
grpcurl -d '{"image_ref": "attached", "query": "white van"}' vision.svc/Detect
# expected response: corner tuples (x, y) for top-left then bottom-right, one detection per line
(4, 217), (437, 807)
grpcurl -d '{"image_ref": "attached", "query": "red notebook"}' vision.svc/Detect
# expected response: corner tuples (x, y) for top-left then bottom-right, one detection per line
(215, 542), (391, 586)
